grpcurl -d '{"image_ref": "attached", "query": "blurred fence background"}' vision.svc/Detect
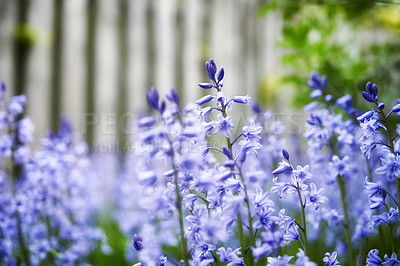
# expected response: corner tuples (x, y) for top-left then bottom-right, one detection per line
(1, 0), (399, 149)
(0, 0), (285, 147)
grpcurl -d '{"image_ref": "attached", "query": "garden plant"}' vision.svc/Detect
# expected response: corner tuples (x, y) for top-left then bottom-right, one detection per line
(1, 58), (400, 265)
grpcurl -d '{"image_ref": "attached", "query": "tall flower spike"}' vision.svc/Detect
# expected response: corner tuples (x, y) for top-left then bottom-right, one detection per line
(146, 87), (159, 111)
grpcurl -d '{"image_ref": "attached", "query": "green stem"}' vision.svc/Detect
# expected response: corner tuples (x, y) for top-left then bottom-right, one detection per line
(10, 156), (31, 266)
(337, 176), (354, 265)
(384, 203), (396, 252)
(296, 182), (307, 256)
(169, 143), (189, 266)
(221, 103), (253, 265)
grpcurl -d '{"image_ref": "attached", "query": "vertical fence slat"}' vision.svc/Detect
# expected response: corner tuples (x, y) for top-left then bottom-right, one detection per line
(13, 0), (31, 97)
(117, 0), (129, 154)
(50, 0), (65, 132)
(85, 0), (98, 147)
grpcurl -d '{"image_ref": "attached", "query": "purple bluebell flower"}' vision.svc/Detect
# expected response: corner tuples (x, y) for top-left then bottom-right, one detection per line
(252, 244), (272, 261)
(356, 110), (374, 122)
(252, 101), (262, 114)
(205, 59), (217, 81)
(366, 249), (383, 266)
(8, 95), (26, 116)
(283, 223), (300, 247)
(252, 187), (274, 208)
(196, 95), (214, 105)
(133, 234), (143, 251)
(383, 253), (400, 265)
(217, 68), (225, 83)
(138, 116), (157, 127)
(292, 165), (312, 182)
(146, 87), (159, 110)
(336, 94), (354, 114)
(329, 155), (350, 177)
(295, 249), (317, 266)
(282, 149), (290, 160)
(375, 153), (400, 179)
(166, 88), (179, 104)
(198, 83), (213, 89)
(158, 255), (167, 266)
(362, 91), (375, 102)
(308, 71), (327, 90)
(267, 255), (294, 265)
(392, 103), (400, 113)
(272, 161), (292, 175)
(254, 207), (276, 229)
(389, 207), (399, 223)
(232, 95), (251, 104)
(305, 183), (328, 210)
(325, 94), (333, 102)
(242, 119), (262, 141)
(323, 251), (341, 266)
(0, 81), (5, 100)
(364, 177), (387, 209)
(213, 114), (235, 138)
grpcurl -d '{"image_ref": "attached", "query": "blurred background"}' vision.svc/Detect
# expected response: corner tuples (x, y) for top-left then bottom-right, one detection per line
(1, 0), (400, 149)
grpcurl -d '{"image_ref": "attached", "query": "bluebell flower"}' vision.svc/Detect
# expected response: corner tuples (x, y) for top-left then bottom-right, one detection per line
(372, 212), (390, 226)
(329, 155), (350, 177)
(323, 251), (341, 266)
(252, 244), (272, 261)
(242, 119), (262, 141)
(283, 223), (300, 247)
(213, 114), (235, 138)
(360, 140), (377, 159)
(304, 183), (328, 210)
(365, 81), (378, 97)
(295, 249), (317, 266)
(0, 81), (5, 100)
(292, 165), (312, 182)
(357, 110), (374, 122)
(254, 207), (276, 229)
(133, 234), (143, 251)
(388, 207), (399, 224)
(146, 87), (159, 111)
(217, 68), (225, 83)
(364, 177), (387, 209)
(252, 187), (274, 208)
(308, 71), (327, 91)
(8, 95), (26, 116)
(17, 118), (35, 144)
(252, 101), (262, 114)
(375, 153), (400, 179)
(366, 249), (383, 266)
(205, 59), (217, 81)
(232, 95), (251, 104)
(272, 160), (292, 175)
(392, 103), (400, 113)
(360, 119), (382, 139)
(196, 95), (214, 106)
(383, 253), (400, 265)
(198, 82), (213, 89)
(217, 247), (233, 262)
(335, 94), (354, 114)
(223, 248), (244, 266)
(267, 255), (294, 265)
(158, 255), (167, 266)
(166, 88), (179, 104)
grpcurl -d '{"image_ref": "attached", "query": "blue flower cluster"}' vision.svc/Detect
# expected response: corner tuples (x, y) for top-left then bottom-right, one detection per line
(0, 83), (107, 265)
(2, 59), (400, 266)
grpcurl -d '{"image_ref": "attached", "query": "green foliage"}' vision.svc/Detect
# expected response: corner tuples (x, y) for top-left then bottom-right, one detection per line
(259, 1), (400, 109)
